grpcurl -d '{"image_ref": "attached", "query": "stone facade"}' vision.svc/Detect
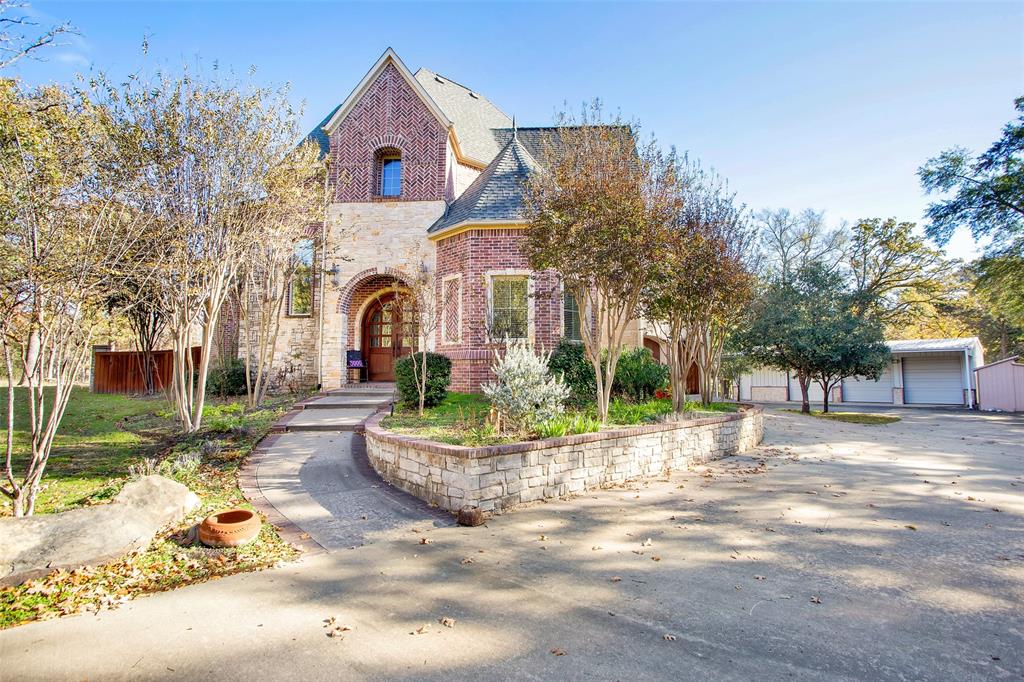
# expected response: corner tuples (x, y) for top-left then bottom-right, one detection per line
(363, 406), (764, 514)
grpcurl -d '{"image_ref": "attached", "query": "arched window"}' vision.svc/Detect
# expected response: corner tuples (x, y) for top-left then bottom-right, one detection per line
(376, 148), (402, 197)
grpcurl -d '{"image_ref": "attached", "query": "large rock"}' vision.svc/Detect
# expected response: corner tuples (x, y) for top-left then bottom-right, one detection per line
(0, 475), (199, 586)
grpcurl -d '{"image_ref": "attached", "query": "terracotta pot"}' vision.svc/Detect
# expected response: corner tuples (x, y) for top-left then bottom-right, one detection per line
(199, 508), (261, 548)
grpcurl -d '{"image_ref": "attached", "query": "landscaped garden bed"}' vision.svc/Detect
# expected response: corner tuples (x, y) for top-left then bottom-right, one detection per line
(0, 387), (304, 629)
(382, 392), (738, 446)
(371, 341), (762, 515)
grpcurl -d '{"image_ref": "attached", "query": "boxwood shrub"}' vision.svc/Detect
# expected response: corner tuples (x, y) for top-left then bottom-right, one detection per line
(395, 352), (452, 408)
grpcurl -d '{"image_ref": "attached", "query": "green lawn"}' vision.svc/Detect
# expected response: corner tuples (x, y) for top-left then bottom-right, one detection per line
(783, 409), (901, 425)
(1, 387), (177, 515)
(382, 393), (739, 446)
(1, 386), (302, 628)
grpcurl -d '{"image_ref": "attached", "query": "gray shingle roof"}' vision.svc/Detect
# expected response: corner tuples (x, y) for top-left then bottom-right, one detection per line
(304, 104), (339, 157)
(428, 133), (542, 234)
(415, 68), (512, 164)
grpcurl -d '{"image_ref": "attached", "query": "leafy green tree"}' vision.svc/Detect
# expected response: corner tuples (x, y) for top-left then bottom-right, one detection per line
(919, 96), (1024, 258)
(847, 217), (944, 326)
(737, 265), (888, 413)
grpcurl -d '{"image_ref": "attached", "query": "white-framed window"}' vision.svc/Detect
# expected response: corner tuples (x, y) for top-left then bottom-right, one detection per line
(442, 274), (462, 344)
(487, 271), (532, 341)
(288, 239), (314, 316)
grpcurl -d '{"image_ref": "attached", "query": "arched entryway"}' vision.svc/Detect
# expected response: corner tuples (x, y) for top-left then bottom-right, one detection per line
(361, 292), (414, 381)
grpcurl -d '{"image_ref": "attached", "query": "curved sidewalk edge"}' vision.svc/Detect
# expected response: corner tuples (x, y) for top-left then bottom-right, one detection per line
(238, 433), (327, 556)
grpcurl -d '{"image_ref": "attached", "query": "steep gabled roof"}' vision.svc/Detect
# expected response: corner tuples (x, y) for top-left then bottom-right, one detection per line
(321, 48), (452, 137)
(428, 132), (542, 235)
(415, 68), (512, 166)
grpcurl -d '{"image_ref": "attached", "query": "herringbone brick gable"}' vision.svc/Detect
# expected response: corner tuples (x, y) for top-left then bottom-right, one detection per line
(329, 62), (447, 202)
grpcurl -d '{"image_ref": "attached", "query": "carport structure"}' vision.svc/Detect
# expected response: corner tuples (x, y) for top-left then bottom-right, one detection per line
(738, 337), (984, 407)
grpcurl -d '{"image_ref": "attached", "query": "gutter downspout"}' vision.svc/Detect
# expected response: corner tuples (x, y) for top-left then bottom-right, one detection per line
(315, 159), (330, 391)
(964, 348), (974, 409)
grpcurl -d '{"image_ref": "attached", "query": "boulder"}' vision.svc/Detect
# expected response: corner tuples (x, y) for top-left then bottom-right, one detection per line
(0, 475), (199, 586)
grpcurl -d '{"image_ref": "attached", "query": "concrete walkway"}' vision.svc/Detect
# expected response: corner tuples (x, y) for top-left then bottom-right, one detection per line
(1, 407), (1021, 680)
(252, 386), (452, 550)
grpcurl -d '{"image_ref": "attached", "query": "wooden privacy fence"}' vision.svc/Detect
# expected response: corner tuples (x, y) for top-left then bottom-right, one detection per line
(91, 347), (201, 395)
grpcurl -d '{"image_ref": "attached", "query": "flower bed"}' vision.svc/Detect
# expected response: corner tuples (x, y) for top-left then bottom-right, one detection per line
(363, 404), (763, 514)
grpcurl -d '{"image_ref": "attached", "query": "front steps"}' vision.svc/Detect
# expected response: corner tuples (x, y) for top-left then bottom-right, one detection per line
(274, 384), (396, 433)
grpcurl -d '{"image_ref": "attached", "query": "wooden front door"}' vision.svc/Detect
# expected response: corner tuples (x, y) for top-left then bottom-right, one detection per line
(362, 294), (409, 382)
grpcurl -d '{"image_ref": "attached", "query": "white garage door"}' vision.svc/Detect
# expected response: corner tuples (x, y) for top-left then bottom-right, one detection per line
(903, 354), (964, 405)
(842, 366), (894, 403)
(788, 374), (824, 402)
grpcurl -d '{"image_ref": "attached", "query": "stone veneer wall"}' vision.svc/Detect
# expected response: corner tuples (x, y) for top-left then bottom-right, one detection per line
(363, 405), (764, 514)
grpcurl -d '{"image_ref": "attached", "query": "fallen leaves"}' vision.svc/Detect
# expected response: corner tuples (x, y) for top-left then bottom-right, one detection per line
(663, 634), (676, 641)
(419, 537), (432, 545)
(810, 596), (822, 604)
(610, 576), (622, 583)
(411, 624), (431, 635)
(550, 647), (567, 656)
(439, 616), (456, 628)
(460, 557), (475, 565)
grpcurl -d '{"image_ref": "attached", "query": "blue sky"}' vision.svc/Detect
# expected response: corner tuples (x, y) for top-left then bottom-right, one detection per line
(14, 1), (1024, 261)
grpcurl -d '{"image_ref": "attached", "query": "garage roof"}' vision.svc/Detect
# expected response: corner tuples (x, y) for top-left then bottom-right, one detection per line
(887, 338), (981, 353)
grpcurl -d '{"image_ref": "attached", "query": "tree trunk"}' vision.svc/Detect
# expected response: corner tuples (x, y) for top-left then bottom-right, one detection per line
(798, 373), (810, 414)
(821, 382), (830, 413)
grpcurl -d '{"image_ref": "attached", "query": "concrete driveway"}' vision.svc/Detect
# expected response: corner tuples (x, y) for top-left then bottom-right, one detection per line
(1, 407), (1021, 680)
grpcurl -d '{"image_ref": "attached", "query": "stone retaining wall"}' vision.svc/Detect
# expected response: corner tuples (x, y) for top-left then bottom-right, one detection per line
(362, 405), (764, 514)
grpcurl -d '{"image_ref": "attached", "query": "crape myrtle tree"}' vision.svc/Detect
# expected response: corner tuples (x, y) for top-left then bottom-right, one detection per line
(235, 143), (326, 408)
(737, 264), (889, 414)
(523, 103), (675, 423)
(392, 248), (442, 417)
(0, 0), (74, 70)
(0, 81), (149, 515)
(98, 68), (323, 432)
(645, 156), (754, 413)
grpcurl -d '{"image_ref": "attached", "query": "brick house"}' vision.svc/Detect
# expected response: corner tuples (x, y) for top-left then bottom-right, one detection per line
(264, 48), (647, 392)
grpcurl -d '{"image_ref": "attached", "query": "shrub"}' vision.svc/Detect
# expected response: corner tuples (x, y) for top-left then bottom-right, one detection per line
(549, 340), (596, 407)
(395, 352), (452, 408)
(607, 397), (672, 425)
(613, 348), (668, 402)
(206, 358), (249, 398)
(483, 339), (569, 432)
(535, 412), (602, 439)
(203, 402), (245, 432)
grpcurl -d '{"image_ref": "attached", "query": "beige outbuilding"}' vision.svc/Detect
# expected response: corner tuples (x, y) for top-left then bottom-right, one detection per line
(975, 355), (1024, 412)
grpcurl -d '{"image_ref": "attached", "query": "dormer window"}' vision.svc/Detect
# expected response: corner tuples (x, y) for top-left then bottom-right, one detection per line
(379, 153), (401, 197)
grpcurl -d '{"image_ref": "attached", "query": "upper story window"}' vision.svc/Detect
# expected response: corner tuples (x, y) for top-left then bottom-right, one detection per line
(380, 154), (401, 197)
(563, 291), (582, 341)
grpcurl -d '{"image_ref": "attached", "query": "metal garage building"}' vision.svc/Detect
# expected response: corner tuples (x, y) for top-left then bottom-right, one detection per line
(737, 338), (984, 407)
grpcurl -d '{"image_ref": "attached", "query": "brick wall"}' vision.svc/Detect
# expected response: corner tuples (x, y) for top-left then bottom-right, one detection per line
(364, 406), (764, 513)
(329, 63), (448, 203)
(434, 228), (561, 391)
